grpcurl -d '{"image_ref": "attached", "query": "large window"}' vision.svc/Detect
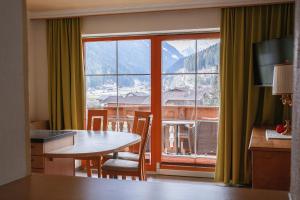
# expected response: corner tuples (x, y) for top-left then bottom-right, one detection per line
(85, 39), (151, 132)
(83, 33), (220, 171)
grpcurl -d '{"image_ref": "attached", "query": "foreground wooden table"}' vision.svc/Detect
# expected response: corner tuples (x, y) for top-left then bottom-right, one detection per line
(0, 175), (289, 200)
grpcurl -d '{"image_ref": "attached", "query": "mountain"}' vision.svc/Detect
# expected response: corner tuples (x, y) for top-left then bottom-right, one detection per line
(85, 40), (220, 89)
(164, 43), (220, 73)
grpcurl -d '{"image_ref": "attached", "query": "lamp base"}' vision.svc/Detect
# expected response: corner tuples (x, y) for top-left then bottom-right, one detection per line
(282, 120), (291, 135)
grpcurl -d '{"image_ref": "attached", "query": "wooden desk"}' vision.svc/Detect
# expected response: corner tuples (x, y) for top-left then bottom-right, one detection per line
(0, 175), (289, 200)
(249, 127), (291, 190)
(30, 130), (75, 175)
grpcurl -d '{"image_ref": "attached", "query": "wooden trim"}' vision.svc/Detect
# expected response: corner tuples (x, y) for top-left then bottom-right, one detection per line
(82, 35), (154, 43)
(160, 164), (215, 172)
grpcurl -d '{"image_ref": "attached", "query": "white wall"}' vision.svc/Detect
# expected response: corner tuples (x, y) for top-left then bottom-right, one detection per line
(0, 0), (29, 185)
(28, 19), (48, 121)
(28, 8), (220, 121)
(82, 8), (220, 35)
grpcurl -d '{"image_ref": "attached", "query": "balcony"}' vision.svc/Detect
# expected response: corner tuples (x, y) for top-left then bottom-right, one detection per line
(87, 105), (218, 167)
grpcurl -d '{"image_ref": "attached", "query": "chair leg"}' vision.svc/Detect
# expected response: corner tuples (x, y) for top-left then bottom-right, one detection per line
(97, 157), (102, 178)
(122, 176), (126, 180)
(187, 137), (192, 154)
(86, 160), (92, 177)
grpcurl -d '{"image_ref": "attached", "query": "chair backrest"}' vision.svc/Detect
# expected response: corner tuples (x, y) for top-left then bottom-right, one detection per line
(135, 112), (152, 169)
(130, 111), (152, 153)
(87, 109), (108, 131)
(30, 120), (50, 130)
(193, 120), (218, 155)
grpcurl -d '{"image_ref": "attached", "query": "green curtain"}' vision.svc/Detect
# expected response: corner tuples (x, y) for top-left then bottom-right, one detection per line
(215, 3), (294, 185)
(47, 18), (85, 130)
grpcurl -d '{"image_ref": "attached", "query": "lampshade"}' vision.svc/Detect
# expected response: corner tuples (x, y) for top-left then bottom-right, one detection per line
(272, 64), (293, 95)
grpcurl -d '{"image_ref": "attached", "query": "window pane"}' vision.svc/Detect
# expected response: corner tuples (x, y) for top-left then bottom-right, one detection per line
(118, 40), (151, 74)
(162, 74), (195, 107)
(197, 39), (220, 73)
(118, 75), (151, 158)
(162, 40), (196, 74)
(86, 76), (117, 109)
(85, 41), (116, 75)
(196, 74), (220, 107)
(162, 74), (195, 156)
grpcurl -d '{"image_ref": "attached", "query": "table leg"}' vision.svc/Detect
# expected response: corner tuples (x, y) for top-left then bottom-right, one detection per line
(112, 152), (118, 179)
(112, 152), (119, 159)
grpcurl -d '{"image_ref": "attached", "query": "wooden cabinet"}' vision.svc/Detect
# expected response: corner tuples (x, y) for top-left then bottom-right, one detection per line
(31, 134), (75, 176)
(249, 127), (291, 191)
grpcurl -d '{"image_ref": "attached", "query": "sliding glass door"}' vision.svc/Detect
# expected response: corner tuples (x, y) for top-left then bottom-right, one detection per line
(161, 38), (220, 168)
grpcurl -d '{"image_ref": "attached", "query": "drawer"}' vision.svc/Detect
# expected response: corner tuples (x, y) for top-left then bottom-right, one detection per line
(31, 143), (44, 155)
(31, 156), (44, 169)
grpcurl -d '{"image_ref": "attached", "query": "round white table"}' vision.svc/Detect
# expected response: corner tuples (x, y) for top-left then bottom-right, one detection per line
(44, 130), (141, 159)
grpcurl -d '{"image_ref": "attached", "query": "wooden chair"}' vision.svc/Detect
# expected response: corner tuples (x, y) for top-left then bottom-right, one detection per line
(104, 111), (152, 161)
(189, 120), (218, 155)
(102, 111), (152, 181)
(84, 109), (108, 178)
(87, 109), (108, 131)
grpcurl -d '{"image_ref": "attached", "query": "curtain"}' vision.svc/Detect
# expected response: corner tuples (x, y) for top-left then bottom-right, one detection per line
(47, 18), (85, 130)
(215, 3), (294, 185)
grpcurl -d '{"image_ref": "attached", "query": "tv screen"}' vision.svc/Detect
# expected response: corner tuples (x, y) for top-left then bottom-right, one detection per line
(253, 36), (294, 86)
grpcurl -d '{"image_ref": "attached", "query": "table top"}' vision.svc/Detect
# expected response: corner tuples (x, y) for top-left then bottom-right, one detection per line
(249, 127), (291, 152)
(30, 130), (76, 143)
(43, 130), (141, 159)
(0, 175), (289, 200)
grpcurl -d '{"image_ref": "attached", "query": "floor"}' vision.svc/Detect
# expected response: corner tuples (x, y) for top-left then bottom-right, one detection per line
(75, 169), (217, 186)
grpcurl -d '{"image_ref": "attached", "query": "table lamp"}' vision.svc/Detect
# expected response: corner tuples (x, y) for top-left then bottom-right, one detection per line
(272, 64), (293, 134)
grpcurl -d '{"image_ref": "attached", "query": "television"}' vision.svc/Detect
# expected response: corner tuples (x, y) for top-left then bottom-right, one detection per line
(253, 36), (294, 86)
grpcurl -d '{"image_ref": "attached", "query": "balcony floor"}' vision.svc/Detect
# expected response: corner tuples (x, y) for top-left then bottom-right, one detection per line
(161, 155), (216, 167)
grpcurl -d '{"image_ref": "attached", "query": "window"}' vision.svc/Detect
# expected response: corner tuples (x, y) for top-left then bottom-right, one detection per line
(161, 38), (220, 166)
(83, 33), (220, 171)
(85, 39), (151, 132)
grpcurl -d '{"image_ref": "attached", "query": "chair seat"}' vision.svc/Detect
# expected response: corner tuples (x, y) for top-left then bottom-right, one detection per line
(104, 152), (139, 161)
(102, 159), (139, 172)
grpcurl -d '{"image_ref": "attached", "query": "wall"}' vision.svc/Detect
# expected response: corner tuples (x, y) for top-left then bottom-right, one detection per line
(0, 0), (29, 185)
(28, 8), (220, 121)
(82, 8), (220, 35)
(28, 19), (48, 121)
(291, 0), (300, 199)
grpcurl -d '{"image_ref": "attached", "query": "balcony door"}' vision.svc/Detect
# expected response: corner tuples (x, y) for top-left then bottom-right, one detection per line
(83, 33), (220, 173)
(161, 37), (220, 169)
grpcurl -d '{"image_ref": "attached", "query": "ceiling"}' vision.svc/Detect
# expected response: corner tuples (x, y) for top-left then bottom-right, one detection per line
(27, 0), (292, 18)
